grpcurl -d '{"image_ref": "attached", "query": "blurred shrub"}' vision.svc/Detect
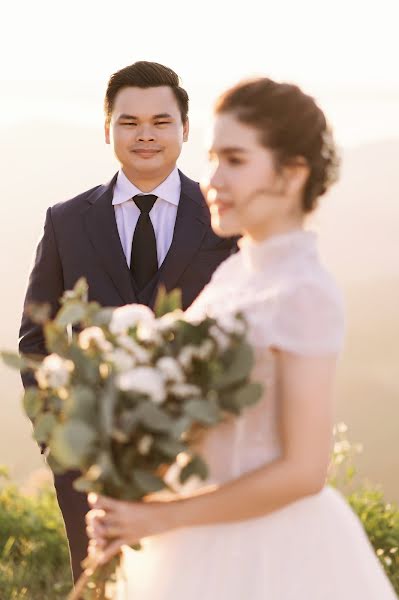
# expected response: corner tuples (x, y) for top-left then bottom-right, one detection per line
(0, 467), (71, 599)
(329, 423), (399, 594)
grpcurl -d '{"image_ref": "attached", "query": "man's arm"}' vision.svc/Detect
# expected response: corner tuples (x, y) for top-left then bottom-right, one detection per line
(19, 207), (64, 389)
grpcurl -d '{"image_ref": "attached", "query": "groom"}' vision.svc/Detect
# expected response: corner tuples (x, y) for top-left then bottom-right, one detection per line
(19, 61), (236, 581)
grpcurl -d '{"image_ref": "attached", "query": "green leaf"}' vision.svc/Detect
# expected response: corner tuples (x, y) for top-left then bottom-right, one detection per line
(33, 413), (58, 444)
(154, 286), (182, 317)
(73, 476), (96, 494)
(90, 307), (114, 327)
(132, 469), (165, 495)
(50, 421), (97, 469)
(136, 403), (174, 433)
(61, 277), (89, 303)
(43, 322), (69, 354)
(184, 399), (221, 425)
(221, 383), (263, 414)
(212, 342), (254, 388)
(45, 452), (65, 475)
(169, 415), (193, 439)
(0, 351), (27, 371)
(180, 455), (209, 484)
(65, 385), (97, 422)
(155, 438), (186, 458)
(23, 387), (43, 420)
(55, 302), (86, 327)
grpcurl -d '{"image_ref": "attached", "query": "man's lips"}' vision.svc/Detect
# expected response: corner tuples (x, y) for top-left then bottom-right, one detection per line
(132, 149), (161, 157)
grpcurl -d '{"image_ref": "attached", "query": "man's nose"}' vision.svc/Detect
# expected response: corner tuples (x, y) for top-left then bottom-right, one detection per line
(136, 125), (155, 142)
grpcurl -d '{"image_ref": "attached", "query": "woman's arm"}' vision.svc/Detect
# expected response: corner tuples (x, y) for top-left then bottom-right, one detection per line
(87, 351), (338, 562)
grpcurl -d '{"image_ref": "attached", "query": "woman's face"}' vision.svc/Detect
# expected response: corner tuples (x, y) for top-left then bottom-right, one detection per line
(202, 112), (305, 240)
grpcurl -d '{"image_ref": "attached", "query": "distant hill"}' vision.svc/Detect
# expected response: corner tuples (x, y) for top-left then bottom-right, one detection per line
(0, 122), (398, 500)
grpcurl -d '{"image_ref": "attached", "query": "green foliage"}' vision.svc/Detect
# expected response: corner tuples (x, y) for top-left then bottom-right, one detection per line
(328, 424), (399, 594)
(0, 477), (71, 599)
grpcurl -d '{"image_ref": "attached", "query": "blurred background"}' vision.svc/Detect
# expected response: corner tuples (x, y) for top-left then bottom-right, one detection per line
(1, 0), (398, 501)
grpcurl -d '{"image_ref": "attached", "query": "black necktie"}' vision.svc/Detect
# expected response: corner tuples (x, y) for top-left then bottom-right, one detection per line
(130, 194), (158, 290)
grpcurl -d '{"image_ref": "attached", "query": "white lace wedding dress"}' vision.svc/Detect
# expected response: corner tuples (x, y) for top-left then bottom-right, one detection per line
(119, 230), (397, 599)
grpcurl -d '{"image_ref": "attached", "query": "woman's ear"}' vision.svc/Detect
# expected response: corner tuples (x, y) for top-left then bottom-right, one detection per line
(283, 157), (310, 197)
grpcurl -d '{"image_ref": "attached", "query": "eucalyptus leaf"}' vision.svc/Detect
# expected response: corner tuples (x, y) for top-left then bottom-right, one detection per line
(66, 385), (97, 422)
(169, 415), (193, 439)
(233, 382), (263, 408)
(23, 387), (43, 420)
(180, 455), (208, 484)
(132, 469), (165, 495)
(0, 351), (27, 371)
(56, 302), (86, 327)
(50, 421), (97, 469)
(33, 413), (58, 444)
(212, 342), (254, 388)
(184, 399), (221, 425)
(155, 438), (186, 458)
(136, 403), (174, 433)
(90, 307), (114, 327)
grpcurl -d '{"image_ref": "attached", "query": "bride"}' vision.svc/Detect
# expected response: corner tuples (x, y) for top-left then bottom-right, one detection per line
(86, 77), (397, 598)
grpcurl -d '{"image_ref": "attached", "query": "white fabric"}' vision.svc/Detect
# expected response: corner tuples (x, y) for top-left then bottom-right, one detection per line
(113, 167), (180, 267)
(120, 229), (397, 599)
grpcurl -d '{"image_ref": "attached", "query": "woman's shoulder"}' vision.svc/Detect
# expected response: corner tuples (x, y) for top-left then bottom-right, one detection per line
(269, 262), (345, 356)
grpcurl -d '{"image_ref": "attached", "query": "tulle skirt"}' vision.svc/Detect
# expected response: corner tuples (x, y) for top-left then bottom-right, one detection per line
(117, 485), (397, 599)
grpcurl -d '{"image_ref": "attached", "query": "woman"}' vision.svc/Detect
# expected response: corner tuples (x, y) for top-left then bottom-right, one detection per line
(86, 78), (397, 598)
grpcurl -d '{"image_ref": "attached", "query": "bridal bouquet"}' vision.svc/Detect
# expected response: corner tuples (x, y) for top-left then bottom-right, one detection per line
(2, 279), (262, 599)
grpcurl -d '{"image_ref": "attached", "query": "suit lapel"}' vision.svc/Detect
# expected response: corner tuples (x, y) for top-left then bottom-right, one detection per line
(149, 171), (208, 305)
(82, 174), (137, 305)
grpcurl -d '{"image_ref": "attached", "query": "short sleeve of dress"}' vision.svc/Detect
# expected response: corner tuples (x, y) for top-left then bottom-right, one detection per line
(267, 279), (345, 356)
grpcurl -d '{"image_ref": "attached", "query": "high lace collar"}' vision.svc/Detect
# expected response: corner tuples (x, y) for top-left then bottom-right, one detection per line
(238, 229), (318, 272)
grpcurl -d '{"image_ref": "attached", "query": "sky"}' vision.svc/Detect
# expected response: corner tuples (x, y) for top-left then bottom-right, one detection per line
(1, 0), (399, 146)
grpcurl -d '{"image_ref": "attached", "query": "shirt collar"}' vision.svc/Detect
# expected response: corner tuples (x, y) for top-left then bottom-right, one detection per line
(112, 167), (181, 206)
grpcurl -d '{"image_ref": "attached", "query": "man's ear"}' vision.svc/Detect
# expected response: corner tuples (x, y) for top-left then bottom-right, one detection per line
(105, 120), (111, 145)
(183, 117), (189, 143)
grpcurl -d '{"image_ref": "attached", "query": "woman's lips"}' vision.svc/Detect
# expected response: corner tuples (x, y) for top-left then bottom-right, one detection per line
(212, 202), (233, 216)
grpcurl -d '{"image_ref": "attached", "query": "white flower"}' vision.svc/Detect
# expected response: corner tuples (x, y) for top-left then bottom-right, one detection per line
(136, 320), (162, 345)
(109, 304), (154, 335)
(169, 383), (201, 398)
(198, 339), (214, 360)
(156, 357), (185, 383)
(78, 327), (112, 352)
(157, 309), (184, 332)
(137, 434), (153, 456)
(178, 345), (198, 370)
(209, 325), (230, 352)
(116, 335), (151, 364)
(35, 354), (74, 389)
(105, 348), (136, 372)
(116, 366), (166, 404)
(216, 314), (246, 335)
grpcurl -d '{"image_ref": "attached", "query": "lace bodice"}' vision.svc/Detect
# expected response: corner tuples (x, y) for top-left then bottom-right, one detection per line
(168, 229), (345, 494)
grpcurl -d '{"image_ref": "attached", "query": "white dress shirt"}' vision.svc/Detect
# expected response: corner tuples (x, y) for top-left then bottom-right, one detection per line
(112, 168), (181, 268)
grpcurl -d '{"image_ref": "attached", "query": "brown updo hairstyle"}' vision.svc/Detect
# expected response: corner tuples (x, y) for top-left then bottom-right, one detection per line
(214, 78), (340, 213)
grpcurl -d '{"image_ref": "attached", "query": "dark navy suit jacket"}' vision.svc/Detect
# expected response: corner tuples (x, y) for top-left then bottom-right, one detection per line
(18, 170), (236, 581)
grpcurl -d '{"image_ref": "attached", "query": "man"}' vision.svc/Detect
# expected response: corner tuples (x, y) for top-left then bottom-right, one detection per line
(19, 61), (236, 581)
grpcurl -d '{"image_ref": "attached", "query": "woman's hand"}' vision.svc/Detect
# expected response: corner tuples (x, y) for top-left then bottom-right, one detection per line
(86, 493), (176, 564)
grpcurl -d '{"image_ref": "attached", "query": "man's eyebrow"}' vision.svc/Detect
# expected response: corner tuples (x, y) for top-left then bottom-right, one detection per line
(153, 113), (174, 119)
(118, 114), (138, 120)
(116, 113), (174, 121)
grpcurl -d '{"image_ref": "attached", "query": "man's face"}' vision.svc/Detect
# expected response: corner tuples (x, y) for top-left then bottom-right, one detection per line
(105, 86), (189, 183)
